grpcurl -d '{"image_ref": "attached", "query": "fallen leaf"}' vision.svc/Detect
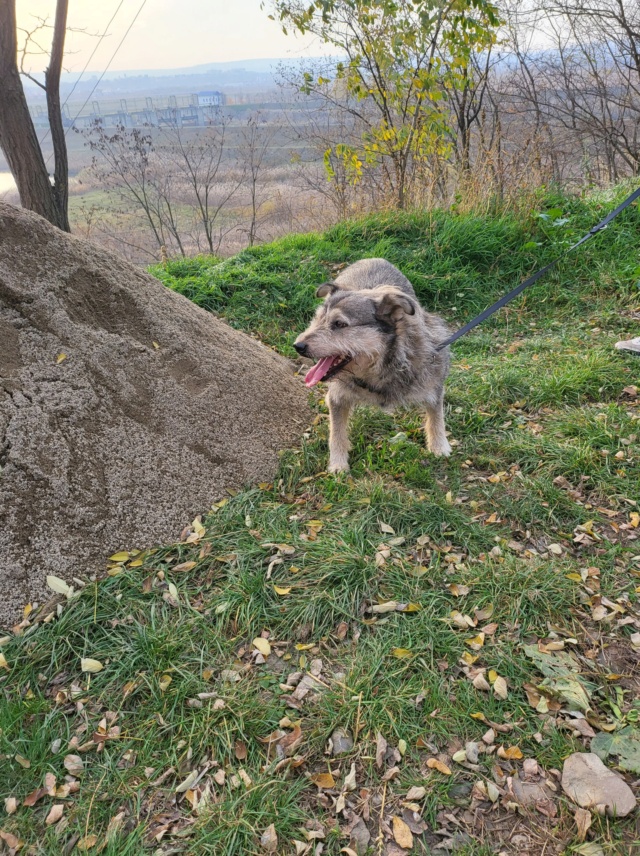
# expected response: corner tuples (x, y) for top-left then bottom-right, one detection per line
(376, 732), (388, 768)
(448, 584), (470, 597)
(176, 770), (199, 793)
(406, 786), (426, 800)
(46, 575), (73, 597)
(0, 831), (21, 850)
(80, 658), (103, 673)
(523, 644), (594, 712)
(392, 815), (414, 849)
(591, 726), (640, 773)
(253, 637), (272, 657)
(465, 633), (485, 651)
(493, 675), (508, 700)
(391, 648), (413, 659)
(45, 804), (64, 825)
(4, 798), (17, 815)
(63, 754), (84, 776)
(574, 807), (592, 842)
(273, 585), (292, 595)
(310, 772), (335, 789)
(427, 758), (452, 775)
(173, 561), (197, 572)
(56, 353), (67, 364)
(371, 601), (398, 614)
(497, 745), (523, 760)
(234, 740), (248, 760)
(159, 674), (172, 692)
(76, 835), (99, 851)
(380, 522), (395, 534)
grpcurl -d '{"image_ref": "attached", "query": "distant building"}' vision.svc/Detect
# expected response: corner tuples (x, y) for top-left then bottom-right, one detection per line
(195, 91), (225, 107)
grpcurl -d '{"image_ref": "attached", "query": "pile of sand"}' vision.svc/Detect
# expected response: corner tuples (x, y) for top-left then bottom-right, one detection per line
(0, 202), (311, 628)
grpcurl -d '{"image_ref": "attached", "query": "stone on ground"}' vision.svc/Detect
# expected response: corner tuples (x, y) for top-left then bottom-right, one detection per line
(561, 752), (636, 817)
(0, 203), (311, 628)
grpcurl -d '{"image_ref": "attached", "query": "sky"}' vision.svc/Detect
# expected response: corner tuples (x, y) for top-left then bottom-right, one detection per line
(16, 0), (327, 75)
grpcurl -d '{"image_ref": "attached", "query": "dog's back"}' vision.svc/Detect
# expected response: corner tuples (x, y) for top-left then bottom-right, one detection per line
(333, 258), (416, 297)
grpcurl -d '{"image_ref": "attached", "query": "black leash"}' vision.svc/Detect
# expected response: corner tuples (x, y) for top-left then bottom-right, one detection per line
(435, 186), (640, 351)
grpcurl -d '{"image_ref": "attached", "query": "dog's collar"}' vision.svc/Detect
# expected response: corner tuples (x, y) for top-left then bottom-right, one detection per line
(351, 377), (386, 396)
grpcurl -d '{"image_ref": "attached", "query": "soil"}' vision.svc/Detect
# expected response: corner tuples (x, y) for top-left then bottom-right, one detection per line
(0, 202), (311, 629)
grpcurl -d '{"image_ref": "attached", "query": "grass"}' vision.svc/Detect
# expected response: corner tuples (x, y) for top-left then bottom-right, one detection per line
(1, 183), (640, 855)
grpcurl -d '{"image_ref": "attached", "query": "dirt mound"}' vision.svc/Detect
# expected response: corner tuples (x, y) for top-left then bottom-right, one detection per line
(0, 203), (311, 628)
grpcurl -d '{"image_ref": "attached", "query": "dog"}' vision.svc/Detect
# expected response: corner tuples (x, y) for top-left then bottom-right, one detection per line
(294, 258), (451, 473)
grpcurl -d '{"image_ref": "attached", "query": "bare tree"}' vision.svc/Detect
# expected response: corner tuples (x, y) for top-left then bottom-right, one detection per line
(237, 114), (277, 246)
(0, 0), (70, 230)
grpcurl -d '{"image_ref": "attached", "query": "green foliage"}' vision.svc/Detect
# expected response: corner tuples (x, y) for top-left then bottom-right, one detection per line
(267, 0), (501, 206)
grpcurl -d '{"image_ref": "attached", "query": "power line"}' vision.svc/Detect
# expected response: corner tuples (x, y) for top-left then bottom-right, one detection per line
(46, 0), (148, 166)
(39, 0), (125, 149)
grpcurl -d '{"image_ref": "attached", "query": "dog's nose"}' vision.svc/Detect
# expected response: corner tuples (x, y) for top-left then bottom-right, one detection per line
(294, 341), (308, 356)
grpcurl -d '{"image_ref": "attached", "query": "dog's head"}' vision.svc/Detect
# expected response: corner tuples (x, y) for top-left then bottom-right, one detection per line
(294, 283), (417, 387)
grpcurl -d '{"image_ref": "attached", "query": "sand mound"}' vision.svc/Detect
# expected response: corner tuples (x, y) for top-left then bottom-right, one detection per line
(0, 202), (310, 628)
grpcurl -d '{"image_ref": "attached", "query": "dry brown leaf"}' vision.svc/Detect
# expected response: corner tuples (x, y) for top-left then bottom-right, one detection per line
(376, 732), (388, 768)
(45, 804), (64, 825)
(77, 834), (99, 851)
(0, 831), (21, 850)
(4, 798), (17, 815)
(575, 807), (592, 842)
(406, 786), (426, 800)
(392, 815), (414, 849)
(234, 740), (248, 760)
(427, 758), (452, 775)
(63, 754), (84, 776)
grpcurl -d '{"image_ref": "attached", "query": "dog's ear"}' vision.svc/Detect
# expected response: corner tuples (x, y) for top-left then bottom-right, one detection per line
(375, 291), (416, 324)
(316, 282), (339, 299)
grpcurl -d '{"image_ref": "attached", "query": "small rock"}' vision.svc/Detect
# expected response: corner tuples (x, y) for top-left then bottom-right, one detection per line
(561, 752), (637, 817)
(523, 758), (539, 779)
(330, 727), (354, 756)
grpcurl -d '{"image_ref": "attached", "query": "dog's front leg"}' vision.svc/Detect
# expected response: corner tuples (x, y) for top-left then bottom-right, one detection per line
(424, 391), (451, 457)
(327, 390), (352, 473)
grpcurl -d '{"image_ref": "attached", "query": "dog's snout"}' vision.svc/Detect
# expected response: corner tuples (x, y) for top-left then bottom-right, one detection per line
(294, 341), (308, 356)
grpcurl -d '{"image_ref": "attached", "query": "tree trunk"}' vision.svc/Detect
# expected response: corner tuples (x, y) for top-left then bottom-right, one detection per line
(46, 0), (70, 231)
(0, 0), (69, 231)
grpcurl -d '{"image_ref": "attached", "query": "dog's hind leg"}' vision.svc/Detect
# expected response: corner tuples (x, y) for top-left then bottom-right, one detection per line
(327, 390), (353, 473)
(423, 391), (451, 457)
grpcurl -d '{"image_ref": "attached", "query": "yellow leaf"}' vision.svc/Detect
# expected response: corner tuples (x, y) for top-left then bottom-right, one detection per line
(23, 603), (33, 618)
(295, 643), (315, 650)
(392, 815), (414, 849)
(488, 670), (498, 683)
(56, 353), (67, 364)
(253, 638), (271, 657)
(202, 668), (214, 681)
(310, 772), (335, 789)
(129, 558), (144, 567)
(497, 745), (523, 760)
(152, 341), (160, 349)
(80, 658), (103, 673)
(0, 653), (8, 670)
(460, 650), (478, 666)
(630, 513), (640, 528)
(289, 566), (301, 574)
(566, 573), (583, 582)
(426, 758), (452, 775)
(159, 674), (172, 692)
(493, 676), (508, 700)
(109, 551), (130, 563)
(274, 586), (292, 595)
(465, 633), (485, 651)
(77, 835), (98, 851)
(391, 648), (413, 659)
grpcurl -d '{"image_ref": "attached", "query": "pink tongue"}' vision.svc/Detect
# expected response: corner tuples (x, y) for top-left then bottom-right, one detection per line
(305, 356), (339, 387)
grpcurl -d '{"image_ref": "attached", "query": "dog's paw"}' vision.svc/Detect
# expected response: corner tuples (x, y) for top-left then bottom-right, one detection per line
(429, 440), (452, 458)
(328, 461), (350, 474)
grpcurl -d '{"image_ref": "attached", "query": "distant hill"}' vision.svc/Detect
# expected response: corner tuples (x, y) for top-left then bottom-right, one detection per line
(22, 56), (339, 105)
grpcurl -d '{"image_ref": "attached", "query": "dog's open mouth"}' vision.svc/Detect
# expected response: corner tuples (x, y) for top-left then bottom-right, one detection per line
(304, 355), (351, 387)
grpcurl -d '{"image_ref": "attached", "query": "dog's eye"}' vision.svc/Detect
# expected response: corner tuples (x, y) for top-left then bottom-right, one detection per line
(333, 320), (348, 329)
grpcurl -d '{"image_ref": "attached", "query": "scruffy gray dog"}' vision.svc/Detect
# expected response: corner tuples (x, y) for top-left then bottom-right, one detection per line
(294, 258), (451, 473)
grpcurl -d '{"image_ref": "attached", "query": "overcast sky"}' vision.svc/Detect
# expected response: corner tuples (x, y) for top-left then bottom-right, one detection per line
(16, 0), (327, 74)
